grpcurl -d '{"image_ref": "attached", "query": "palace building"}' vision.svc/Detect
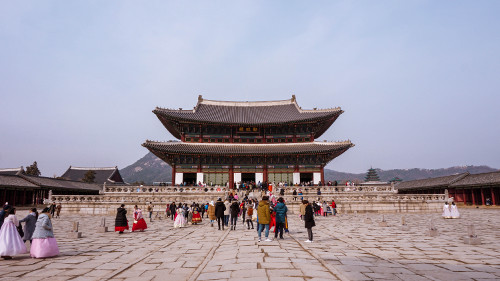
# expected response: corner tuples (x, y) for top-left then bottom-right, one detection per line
(143, 95), (354, 187)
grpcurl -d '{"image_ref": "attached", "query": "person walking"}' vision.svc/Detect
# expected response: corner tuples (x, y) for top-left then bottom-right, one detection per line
(30, 207), (60, 258)
(322, 201), (328, 217)
(331, 200), (337, 216)
(147, 202), (154, 219)
(450, 202), (460, 219)
(170, 202), (177, 220)
(0, 207), (27, 259)
(55, 203), (62, 218)
(207, 201), (216, 227)
(49, 202), (56, 217)
(240, 201), (246, 225)
(115, 204), (129, 234)
(304, 200), (315, 243)
(230, 200), (240, 230)
(215, 198), (226, 230)
(246, 203), (254, 229)
(299, 200), (307, 220)
(257, 196), (271, 242)
(19, 208), (38, 245)
(274, 197), (288, 239)
(223, 199), (230, 227)
(132, 205), (147, 232)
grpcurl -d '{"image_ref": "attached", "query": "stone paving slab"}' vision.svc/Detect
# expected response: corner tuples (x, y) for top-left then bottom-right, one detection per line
(0, 208), (499, 280)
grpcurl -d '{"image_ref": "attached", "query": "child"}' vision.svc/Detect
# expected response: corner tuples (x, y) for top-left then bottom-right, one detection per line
(246, 204), (254, 229)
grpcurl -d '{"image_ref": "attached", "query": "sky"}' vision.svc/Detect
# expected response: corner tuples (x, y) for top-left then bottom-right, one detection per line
(1, 1), (499, 177)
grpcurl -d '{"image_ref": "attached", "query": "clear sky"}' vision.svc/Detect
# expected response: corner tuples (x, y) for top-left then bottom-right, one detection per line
(1, 1), (499, 177)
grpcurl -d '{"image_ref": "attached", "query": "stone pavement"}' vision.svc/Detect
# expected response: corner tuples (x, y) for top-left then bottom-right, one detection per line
(0, 208), (499, 281)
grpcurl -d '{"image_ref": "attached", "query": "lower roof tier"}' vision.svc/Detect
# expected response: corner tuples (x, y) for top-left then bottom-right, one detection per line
(143, 140), (354, 165)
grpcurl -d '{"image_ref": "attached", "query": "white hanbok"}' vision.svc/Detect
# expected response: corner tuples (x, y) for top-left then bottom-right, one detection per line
(442, 204), (451, 219)
(0, 215), (28, 256)
(174, 208), (187, 228)
(450, 205), (460, 219)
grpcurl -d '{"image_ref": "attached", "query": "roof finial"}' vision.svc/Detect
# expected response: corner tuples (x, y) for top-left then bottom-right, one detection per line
(198, 95), (203, 102)
(291, 95), (296, 102)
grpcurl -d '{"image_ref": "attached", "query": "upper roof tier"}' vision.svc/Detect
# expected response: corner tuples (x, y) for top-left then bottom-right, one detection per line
(154, 95), (342, 138)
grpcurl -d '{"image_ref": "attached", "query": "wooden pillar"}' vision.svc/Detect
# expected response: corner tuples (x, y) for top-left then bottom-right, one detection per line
(462, 189), (466, 204)
(491, 187), (497, 205)
(480, 187), (485, 205)
(172, 165), (176, 186)
(263, 165), (268, 183)
(320, 166), (325, 186)
(471, 188), (476, 205)
(13, 190), (17, 206)
(229, 165), (234, 189)
(22, 190), (26, 206)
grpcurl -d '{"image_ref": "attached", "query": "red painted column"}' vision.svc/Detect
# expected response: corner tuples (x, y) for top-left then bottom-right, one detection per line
(263, 165), (268, 183)
(229, 165), (234, 189)
(463, 189), (466, 204)
(172, 165), (176, 186)
(481, 187), (485, 205)
(491, 188), (497, 205)
(321, 167), (325, 186)
(471, 188), (476, 205)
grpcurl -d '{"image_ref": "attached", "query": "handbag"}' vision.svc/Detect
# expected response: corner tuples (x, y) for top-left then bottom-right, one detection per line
(17, 224), (24, 238)
(133, 220), (138, 224)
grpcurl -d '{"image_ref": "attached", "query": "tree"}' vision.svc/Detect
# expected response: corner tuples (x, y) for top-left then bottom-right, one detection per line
(25, 161), (41, 176)
(82, 170), (96, 183)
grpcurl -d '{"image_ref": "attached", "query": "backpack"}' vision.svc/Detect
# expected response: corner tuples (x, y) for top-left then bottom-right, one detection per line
(247, 207), (253, 216)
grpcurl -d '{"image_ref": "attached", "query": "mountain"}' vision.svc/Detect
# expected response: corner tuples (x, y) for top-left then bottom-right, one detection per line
(120, 152), (497, 184)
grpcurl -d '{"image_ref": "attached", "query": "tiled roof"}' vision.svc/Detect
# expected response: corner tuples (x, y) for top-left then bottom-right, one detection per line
(0, 174), (38, 188)
(143, 140), (354, 156)
(450, 171), (500, 187)
(154, 96), (342, 125)
(60, 166), (124, 184)
(395, 173), (469, 191)
(21, 175), (102, 191)
(0, 167), (24, 176)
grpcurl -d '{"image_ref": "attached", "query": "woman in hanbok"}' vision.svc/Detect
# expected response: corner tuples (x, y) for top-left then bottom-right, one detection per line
(19, 208), (38, 244)
(115, 204), (129, 233)
(191, 205), (202, 224)
(442, 202), (452, 219)
(132, 205), (147, 232)
(450, 202), (460, 219)
(30, 207), (60, 258)
(0, 207), (27, 259)
(174, 207), (187, 228)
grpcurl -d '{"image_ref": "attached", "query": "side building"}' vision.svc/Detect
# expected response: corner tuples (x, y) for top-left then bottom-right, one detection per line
(143, 95), (354, 187)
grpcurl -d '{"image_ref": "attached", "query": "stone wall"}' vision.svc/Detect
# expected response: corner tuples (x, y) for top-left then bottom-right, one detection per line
(51, 186), (445, 215)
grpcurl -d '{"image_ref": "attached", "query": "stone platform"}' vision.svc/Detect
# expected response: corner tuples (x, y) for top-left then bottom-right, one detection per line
(1, 208), (498, 281)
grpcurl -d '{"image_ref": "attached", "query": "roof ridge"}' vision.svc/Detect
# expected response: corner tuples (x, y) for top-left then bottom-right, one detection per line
(144, 140), (352, 146)
(69, 167), (117, 171)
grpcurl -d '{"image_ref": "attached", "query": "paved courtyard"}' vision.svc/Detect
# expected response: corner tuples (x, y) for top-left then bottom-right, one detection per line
(0, 208), (499, 281)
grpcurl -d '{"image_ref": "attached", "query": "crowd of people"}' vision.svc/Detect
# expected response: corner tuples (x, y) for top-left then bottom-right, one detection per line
(0, 203), (60, 260)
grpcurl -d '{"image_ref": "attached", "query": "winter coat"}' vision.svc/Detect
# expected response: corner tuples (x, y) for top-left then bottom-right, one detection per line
(19, 213), (37, 241)
(223, 201), (230, 216)
(299, 203), (306, 216)
(32, 214), (55, 239)
(274, 202), (288, 223)
(230, 202), (240, 217)
(257, 200), (271, 225)
(215, 201), (226, 218)
(207, 204), (216, 220)
(247, 207), (253, 217)
(304, 204), (315, 229)
(115, 207), (128, 227)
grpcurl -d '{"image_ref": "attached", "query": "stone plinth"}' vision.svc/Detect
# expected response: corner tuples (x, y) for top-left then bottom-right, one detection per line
(463, 236), (482, 245)
(97, 226), (108, 233)
(428, 229), (438, 237)
(69, 232), (82, 238)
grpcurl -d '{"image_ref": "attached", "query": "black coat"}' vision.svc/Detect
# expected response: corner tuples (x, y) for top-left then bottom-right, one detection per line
(115, 207), (128, 227)
(230, 202), (240, 217)
(304, 204), (315, 229)
(215, 201), (226, 218)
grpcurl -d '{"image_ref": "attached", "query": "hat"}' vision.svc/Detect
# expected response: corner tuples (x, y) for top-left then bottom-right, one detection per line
(217, 198), (222, 201)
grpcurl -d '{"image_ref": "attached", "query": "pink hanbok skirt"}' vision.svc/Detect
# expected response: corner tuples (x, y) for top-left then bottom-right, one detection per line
(0, 222), (27, 256)
(30, 237), (60, 258)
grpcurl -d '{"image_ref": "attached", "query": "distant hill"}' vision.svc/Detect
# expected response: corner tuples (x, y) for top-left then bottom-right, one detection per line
(120, 152), (497, 184)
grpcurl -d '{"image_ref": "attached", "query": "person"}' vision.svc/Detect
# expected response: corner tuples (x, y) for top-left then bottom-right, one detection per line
(192, 205), (202, 224)
(223, 199), (230, 227)
(230, 200), (240, 230)
(274, 197), (288, 239)
(50, 202), (56, 217)
(304, 200), (315, 243)
(322, 201), (328, 217)
(450, 202), (460, 219)
(331, 200), (337, 216)
(442, 202), (451, 219)
(55, 203), (62, 218)
(299, 200), (307, 221)
(246, 203), (254, 230)
(293, 189), (297, 201)
(240, 201), (246, 225)
(132, 205), (147, 232)
(0, 204), (11, 230)
(215, 198), (226, 230)
(147, 202), (154, 219)
(115, 204), (129, 234)
(200, 203), (206, 219)
(170, 202), (177, 220)
(207, 201), (216, 227)
(204, 203), (209, 218)
(0, 207), (27, 259)
(257, 196), (271, 242)
(19, 208), (38, 244)
(174, 205), (187, 228)
(30, 207), (60, 258)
